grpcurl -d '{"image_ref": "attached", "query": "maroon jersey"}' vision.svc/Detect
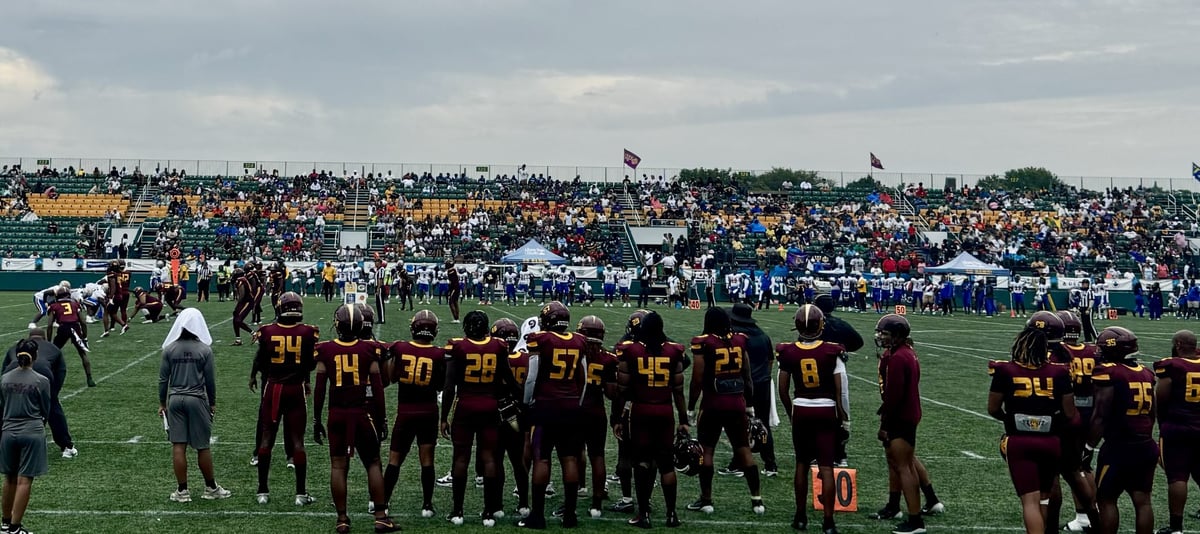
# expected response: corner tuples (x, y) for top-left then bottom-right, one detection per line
(443, 337), (512, 398)
(448, 268), (460, 292)
(509, 351), (530, 387)
(878, 345), (922, 426)
(1092, 361), (1155, 443)
(236, 277), (254, 302)
(315, 339), (382, 409)
(114, 271), (131, 298)
(988, 361), (1072, 436)
(387, 341), (446, 405)
(616, 340), (687, 405)
(526, 331), (588, 405)
(777, 340), (845, 403)
(255, 323), (319, 385)
(1154, 356), (1200, 435)
(1065, 343), (1100, 400)
(581, 348), (617, 412)
(690, 333), (752, 410)
(47, 299), (81, 325)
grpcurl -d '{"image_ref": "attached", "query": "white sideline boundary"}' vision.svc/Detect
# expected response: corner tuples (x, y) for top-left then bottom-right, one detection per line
(61, 317), (234, 401)
(28, 508), (1026, 530)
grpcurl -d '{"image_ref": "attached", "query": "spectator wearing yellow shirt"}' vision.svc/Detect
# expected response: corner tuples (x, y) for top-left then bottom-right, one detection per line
(322, 263), (337, 303)
(179, 263), (190, 298)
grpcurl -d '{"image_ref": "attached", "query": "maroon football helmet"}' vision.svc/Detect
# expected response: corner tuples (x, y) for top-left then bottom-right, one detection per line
(625, 309), (649, 337)
(794, 304), (825, 341)
(540, 301), (570, 333)
(1026, 311), (1064, 344)
(1097, 326), (1138, 361)
(1057, 310), (1082, 342)
(410, 310), (439, 342)
(491, 318), (520, 351)
(577, 315), (606, 343)
(874, 314), (910, 349)
(356, 304), (375, 340)
(333, 304), (362, 339)
(277, 291), (303, 321)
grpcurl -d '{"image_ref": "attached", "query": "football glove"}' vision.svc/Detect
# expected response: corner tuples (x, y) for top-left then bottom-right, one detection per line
(313, 421), (326, 445)
(1081, 444), (1095, 470)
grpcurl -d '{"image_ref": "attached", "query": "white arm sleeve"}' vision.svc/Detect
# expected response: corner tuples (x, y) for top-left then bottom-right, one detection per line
(836, 358), (850, 418)
(524, 355), (539, 406)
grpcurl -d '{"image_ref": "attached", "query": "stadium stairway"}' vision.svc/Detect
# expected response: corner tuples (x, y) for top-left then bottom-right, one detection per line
(124, 184), (157, 225)
(343, 190), (371, 229)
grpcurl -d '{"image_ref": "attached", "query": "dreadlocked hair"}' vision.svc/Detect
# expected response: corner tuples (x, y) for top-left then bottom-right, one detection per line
(1011, 327), (1049, 368)
(640, 312), (667, 356)
(702, 307), (732, 349)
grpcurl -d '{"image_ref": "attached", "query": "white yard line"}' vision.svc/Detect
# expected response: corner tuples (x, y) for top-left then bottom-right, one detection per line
(61, 317), (233, 401)
(961, 450), (986, 459)
(847, 374), (997, 422)
(27, 508), (1025, 530)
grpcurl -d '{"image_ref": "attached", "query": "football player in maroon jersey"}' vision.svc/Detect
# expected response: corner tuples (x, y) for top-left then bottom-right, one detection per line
(1087, 326), (1156, 534)
(1154, 330), (1200, 534)
(381, 310), (446, 518)
(686, 307), (763, 516)
(133, 287), (167, 324)
(1057, 310), (1102, 531)
(159, 282), (185, 318)
(446, 260), (462, 324)
(102, 260), (130, 335)
(231, 269), (254, 346)
(45, 288), (96, 388)
(988, 326), (1079, 534)
(873, 314), (926, 534)
(575, 315), (617, 517)
(248, 292), (318, 506)
(442, 310), (519, 526)
(520, 302), (589, 529)
(613, 311), (688, 529)
(312, 305), (400, 534)
(492, 318), (532, 517)
(608, 310), (649, 514)
(778, 305), (846, 533)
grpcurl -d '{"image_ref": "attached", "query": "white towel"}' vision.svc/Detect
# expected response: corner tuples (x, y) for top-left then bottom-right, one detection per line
(768, 378), (780, 427)
(162, 308), (212, 349)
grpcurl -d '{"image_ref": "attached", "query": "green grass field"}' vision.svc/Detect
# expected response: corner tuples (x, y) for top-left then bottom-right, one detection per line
(6, 292), (1195, 533)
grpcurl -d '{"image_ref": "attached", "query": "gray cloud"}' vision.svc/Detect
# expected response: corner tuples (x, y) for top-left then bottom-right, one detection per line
(1, 0), (1198, 182)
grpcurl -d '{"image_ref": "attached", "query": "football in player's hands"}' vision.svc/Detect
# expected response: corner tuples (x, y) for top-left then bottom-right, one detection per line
(313, 422), (326, 445)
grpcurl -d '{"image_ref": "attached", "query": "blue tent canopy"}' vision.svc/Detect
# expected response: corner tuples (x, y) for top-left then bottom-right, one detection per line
(924, 251), (1010, 276)
(502, 239), (567, 265)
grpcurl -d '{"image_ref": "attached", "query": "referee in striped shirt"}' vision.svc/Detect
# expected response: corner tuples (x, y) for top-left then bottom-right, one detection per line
(373, 260), (387, 325)
(1074, 278), (1097, 342)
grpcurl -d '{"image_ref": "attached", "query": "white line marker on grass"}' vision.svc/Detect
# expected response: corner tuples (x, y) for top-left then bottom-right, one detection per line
(62, 317), (233, 401)
(847, 373), (997, 422)
(961, 450), (986, 459)
(127, 436), (142, 443)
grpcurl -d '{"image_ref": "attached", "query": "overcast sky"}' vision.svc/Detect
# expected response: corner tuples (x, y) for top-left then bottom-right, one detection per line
(1, 0), (1197, 180)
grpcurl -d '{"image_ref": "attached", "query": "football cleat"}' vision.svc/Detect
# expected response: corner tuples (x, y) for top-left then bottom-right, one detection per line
(716, 467), (744, 477)
(870, 507), (903, 520)
(921, 501), (945, 515)
(475, 476), (484, 488)
(421, 504), (436, 518)
(664, 511), (681, 528)
(374, 517), (402, 533)
(295, 494), (315, 506)
(436, 472), (454, 487)
(249, 455), (259, 466)
(447, 512), (465, 526)
(751, 497), (765, 515)
(577, 486), (589, 497)
(792, 512), (807, 530)
(551, 506), (565, 518)
(368, 501), (375, 513)
(609, 498), (635, 513)
(62, 447), (78, 459)
(891, 520), (927, 534)
(517, 515), (546, 529)
(516, 507), (530, 518)
(169, 489), (192, 503)
(101, 330), (110, 338)
(685, 499), (714, 514)
(544, 482), (556, 497)
(203, 485), (232, 500)
(588, 507), (602, 518)
(628, 513), (651, 529)
(606, 474), (620, 483)
(121, 324), (130, 335)
(257, 493), (269, 505)
(287, 457), (295, 470)
(762, 468), (779, 477)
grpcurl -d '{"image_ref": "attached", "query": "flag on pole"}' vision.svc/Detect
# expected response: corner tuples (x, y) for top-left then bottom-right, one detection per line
(1193, 162), (1200, 182)
(624, 149), (641, 170)
(870, 153), (884, 170)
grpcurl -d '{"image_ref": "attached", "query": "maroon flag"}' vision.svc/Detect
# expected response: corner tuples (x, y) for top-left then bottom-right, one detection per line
(870, 152), (884, 170)
(624, 149), (641, 170)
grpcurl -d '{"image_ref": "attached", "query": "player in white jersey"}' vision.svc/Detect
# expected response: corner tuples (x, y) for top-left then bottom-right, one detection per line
(725, 272), (740, 303)
(504, 270), (519, 305)
(617, 268), (633, 307)
(518, 268), (533, 305)
(602, 267), (618, 307)
(840, 275), (854, 310)
(31, 282), (68, 320)
(553, 266), (572, 302)
(1035, 278), (1050, 311)
(415, 267), (430, 303)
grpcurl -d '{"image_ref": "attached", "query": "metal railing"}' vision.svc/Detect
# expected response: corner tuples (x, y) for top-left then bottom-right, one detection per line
(5, 156), (1198, 192)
